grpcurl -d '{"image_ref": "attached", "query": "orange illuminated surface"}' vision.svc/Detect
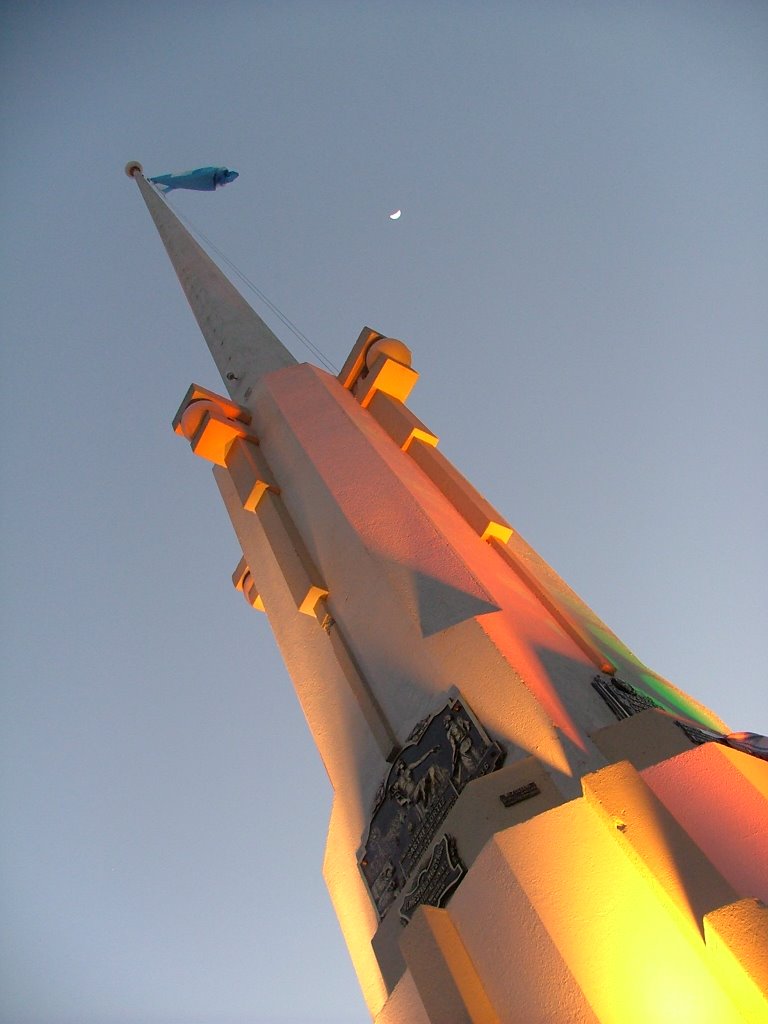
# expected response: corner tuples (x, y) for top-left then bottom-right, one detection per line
(264, 365), (594, 773)
(324, 795), (390, 1016)
(643, 743), (768, 904)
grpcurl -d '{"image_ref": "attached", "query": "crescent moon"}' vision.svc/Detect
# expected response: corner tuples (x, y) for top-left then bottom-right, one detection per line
(389, 209), (402, 220)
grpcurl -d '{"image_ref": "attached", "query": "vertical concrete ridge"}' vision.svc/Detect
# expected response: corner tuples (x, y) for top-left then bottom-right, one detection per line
(703, 898), (768, 1023)
(492, 797), (751, 1022)
(642, 742), (768, 904)
(582, 760), (738, 940)
(399, 905), (501, 1023)
(373, 971), (430, 1024)
(323, 793), (390, 1019)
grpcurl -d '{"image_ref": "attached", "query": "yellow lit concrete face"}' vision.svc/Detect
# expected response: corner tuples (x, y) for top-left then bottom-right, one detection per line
(399, 905), (501, 1024)
(364, 753), (768, 1022)
(704, 900), (768, 1024)
(443, 764), (766, 1024)
(323, 794), (390, 1014)
(489, 800), (746, 1024)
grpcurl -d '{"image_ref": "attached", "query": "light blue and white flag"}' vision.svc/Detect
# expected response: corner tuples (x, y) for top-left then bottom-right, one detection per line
(149, 166), (239, 193)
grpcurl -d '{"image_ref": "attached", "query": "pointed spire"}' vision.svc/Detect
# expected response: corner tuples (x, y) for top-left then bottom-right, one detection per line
(126, 162), (296, 402)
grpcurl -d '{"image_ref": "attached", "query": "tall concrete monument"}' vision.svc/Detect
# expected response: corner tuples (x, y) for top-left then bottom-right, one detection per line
(127, 162), (767, 1023)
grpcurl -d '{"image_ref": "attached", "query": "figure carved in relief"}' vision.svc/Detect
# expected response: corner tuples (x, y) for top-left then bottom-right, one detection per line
(443, 712), (478, 787)
(389, 747), (441, 819)
(370, 860), (397, 913)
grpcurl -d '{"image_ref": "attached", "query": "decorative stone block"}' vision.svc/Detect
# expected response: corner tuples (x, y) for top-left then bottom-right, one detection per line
(357, 354), (419, 409)
(231, 556), (265, 611)
(254, 492), (328, 616)
(225, 437), (279, 512)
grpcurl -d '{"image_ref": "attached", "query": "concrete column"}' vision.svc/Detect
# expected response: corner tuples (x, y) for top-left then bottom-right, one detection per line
(399, 905), (500, 1024)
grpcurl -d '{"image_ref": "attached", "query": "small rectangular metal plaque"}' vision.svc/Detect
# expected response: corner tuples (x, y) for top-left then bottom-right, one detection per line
(499, 781), (540, 807)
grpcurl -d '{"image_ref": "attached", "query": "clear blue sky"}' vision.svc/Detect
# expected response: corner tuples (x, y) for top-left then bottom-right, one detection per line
(1, 3), (766, 1023)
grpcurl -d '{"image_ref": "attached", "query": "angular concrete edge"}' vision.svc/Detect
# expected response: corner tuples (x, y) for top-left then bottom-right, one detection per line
(582, 760), (738, 941)
(704, 898), (768, 1022)
(399, 905), (500, 1024)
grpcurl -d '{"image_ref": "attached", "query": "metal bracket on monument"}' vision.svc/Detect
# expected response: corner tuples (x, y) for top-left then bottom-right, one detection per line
(358, 691), (504, 922)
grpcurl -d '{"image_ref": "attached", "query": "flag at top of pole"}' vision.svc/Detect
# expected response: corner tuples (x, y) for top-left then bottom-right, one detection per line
(125, 163), (239, 193)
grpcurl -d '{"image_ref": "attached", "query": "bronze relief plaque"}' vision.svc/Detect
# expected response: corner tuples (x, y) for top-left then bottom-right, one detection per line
(359, 695), (504, 920)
